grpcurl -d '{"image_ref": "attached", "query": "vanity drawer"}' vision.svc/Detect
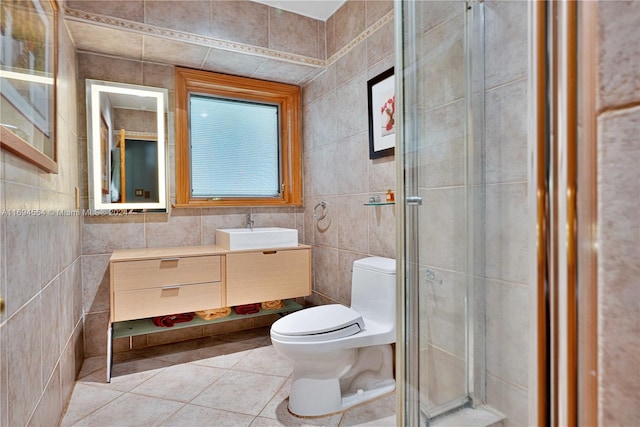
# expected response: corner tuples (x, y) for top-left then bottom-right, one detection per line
(226, 248), (311, 306)
(112, 255), (221, 291)
(113, 282), (223, 322)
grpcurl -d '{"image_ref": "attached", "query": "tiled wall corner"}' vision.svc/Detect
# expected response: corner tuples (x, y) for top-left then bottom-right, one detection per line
(0, 16), (82, 427)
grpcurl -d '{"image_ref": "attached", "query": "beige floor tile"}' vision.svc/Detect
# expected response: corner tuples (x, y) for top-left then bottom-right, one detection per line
(339, 392), (397, 426)
(130, 363), (226, 402)
(233, 345), (293, 377)
(72, 393), (184, 426)
(60, 384), (123, 427)
(191, 370), (286, 416)
(157, 404), (255, 427)
(80, 358), (172, 392)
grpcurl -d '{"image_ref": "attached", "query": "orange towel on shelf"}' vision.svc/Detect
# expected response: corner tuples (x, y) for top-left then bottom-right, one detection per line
(233, 303), (260, 315)
(151, 313), (194, 327)
(195, 307), (232, 321)
(261, 300), (284, 310)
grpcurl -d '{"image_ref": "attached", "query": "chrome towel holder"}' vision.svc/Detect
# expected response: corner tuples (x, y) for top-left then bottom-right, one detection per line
(313, 200), (328, 221)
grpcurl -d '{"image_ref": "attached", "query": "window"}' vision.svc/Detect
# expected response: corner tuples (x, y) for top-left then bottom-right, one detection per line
(175, 68), (302, 207)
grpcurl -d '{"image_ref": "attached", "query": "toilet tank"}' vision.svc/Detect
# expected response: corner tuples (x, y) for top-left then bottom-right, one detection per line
(350, 257), (396, 326)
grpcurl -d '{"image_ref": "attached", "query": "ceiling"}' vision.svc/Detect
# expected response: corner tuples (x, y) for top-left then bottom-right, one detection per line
(250, 0), (347, 21)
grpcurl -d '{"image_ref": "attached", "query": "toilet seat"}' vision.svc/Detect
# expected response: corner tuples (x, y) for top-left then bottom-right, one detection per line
(271, 304), (364, 343)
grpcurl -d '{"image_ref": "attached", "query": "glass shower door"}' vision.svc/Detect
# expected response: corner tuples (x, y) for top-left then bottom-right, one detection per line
(398, 0), (485, 422)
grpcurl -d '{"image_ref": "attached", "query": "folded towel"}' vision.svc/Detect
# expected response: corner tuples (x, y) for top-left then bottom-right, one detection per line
(233, 303), (260, 315)
(151, 313), (194, 327)
(261, 300), (284, 310)
(195, 307), (232, 321)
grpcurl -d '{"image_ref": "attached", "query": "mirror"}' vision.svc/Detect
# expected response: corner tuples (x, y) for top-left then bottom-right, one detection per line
(86, 79), (168, 211)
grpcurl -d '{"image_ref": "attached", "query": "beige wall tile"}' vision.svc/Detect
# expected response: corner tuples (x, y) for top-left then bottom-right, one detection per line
(251, 59), (318, 85)
(84, 311), (110, 357)
(142, 36), (209, 69)
(67, 21), (143, 61)
(28, 365), (63, 427)
(77, 53), (143, 85)
(269, 8), (320, 58)
(326, 13), (336, 59)
(303, 65), (335, 107)
(484, 1), (528, 90)
(202, 48), (267, 77)
(419, 100), (466, 189)
(419, 269), (466, 359)
(66, 0), (144, 22)
(6, 299), (43, 427)
(313, 245), (340, 300)
(597, 1), (640, 111)
(485, 78), (528, 184)
(4, 213), (40, 318)
(597, 106), (640, 425)
(211, 0), (269, 47)
(419, 186), (466, 272)
(335, 73), (368, 139)
(82, 254), (111, 314)
(417, 11), (465, 110)
(334, 0), (365, 52)
(41, 279), (62, 385)
(145, 0), (212, 36)
(366, 19), (394, 69)
(421, 345), (466, 408)
(336, 42), (367, 87)
(338, 196), (369, 254)
(486, 374), (528, 427)
(485, 182), (528, 284)
(82, 216), (145, 255)
(486, 279), (529, 387)
(144, 209), (202, 248)
(414, 0), (461, 34)
(366, 0), (393, 28)
(367, 201), (396, 259)
(303, 91), (337, 153)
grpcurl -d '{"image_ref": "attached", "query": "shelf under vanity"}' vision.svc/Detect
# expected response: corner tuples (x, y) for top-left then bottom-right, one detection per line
(112, 299), (303, 339)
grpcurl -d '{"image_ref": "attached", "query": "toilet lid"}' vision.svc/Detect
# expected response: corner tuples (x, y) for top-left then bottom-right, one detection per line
(271, 304), (364, 339)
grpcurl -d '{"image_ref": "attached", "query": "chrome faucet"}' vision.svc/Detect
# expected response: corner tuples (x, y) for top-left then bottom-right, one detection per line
(246, 213), (254, 230)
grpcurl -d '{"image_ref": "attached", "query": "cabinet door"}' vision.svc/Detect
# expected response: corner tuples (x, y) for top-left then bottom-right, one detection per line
(226, 249), (311, 306)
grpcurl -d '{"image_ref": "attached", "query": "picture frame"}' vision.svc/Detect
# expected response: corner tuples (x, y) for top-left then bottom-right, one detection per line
(0, 0), (58, 173)
(367, 67), (395, 159)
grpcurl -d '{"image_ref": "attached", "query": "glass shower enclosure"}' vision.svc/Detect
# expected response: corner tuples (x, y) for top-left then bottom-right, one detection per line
(396, 0), (486, 423)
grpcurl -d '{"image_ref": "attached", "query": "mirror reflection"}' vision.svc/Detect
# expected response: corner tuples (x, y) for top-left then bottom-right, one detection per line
(86, 80), (168, 211)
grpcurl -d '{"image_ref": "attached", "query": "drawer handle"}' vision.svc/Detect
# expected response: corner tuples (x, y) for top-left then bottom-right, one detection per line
(161, 285), (181, 290)
(262, 251), (277, 255)
(160, 258), (180, 262)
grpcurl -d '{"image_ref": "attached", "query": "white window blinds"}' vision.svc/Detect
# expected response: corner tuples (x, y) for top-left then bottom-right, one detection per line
(189, 95), (280, 198)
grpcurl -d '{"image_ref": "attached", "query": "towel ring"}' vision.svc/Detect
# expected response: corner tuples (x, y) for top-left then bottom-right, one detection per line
(313, 200), (328, 221)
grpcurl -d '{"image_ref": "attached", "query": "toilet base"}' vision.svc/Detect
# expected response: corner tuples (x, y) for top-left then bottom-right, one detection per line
(287, 344), (396, 418)
(288, 378), (396, 418)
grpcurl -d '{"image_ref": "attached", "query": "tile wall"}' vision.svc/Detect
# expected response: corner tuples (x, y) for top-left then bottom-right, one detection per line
(303, 0), (396, 306)
(482, 2), (530, 425)
(78, 0), (396, 359)
(595, 1), (640, 424)
(0, 18), (84, 427)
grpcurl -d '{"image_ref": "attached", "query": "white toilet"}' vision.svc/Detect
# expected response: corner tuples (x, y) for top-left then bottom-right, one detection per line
(270, 256), (396, 417)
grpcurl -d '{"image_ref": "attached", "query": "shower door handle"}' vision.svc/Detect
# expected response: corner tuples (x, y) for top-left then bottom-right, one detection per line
(406, 196), (423, 206)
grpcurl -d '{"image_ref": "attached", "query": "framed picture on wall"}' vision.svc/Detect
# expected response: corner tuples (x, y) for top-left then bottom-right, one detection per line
(367, 67), (395, 159)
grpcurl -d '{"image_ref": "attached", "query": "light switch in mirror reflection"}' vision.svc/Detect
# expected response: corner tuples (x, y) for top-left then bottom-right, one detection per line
(86, 79), (168, 211)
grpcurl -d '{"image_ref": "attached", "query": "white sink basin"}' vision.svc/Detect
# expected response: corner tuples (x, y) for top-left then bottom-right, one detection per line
(215, 227), (299, 250)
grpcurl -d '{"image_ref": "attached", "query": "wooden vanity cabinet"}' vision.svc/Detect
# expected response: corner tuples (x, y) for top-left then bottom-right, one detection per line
(226, 247), (311, 306)
(110, 247), (224, 322)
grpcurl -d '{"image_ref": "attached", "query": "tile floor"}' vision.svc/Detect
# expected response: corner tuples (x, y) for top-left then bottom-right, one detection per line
(61, 327), (397, 426)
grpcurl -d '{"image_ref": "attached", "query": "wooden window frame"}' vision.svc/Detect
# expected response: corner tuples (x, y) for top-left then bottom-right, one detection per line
(174, 67), (302, 207)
